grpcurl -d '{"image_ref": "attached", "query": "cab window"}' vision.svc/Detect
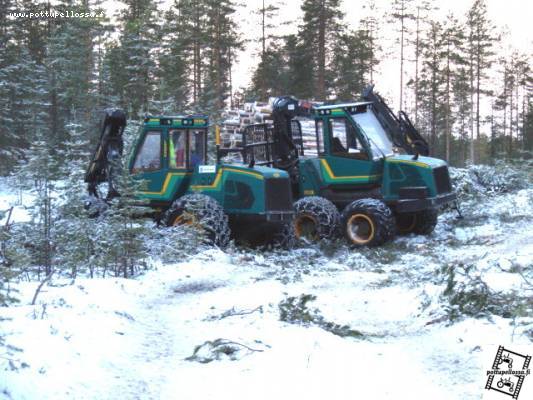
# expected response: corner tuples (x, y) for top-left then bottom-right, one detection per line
(189, 130), (206, 168)
(133, 131), (161, 172)
(169, 129), (187, 168)
(329, 118), (368, 160)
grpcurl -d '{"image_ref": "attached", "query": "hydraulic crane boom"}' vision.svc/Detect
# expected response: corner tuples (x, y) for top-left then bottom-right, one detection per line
(362, 85), (429, 156)
(85, 109), (127, 200)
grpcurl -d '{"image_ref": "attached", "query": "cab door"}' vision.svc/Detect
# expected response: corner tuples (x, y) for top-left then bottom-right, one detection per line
(131, 128), (167, 198)
(320, 116), (381, 187)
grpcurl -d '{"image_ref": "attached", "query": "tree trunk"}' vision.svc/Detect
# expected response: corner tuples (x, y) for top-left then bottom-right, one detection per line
(414, 7), (420, 125)
(317, 1), (326, 99)
(399, 12), (404, 111)
(469, 42), (475, 164)
(445, 37), (451, 161)
(261, 0), (266, 57)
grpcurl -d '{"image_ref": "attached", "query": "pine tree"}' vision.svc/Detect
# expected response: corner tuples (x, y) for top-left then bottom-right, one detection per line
(256, 0), (281, 58)
(466, 0), (496, 163)
(389, 0), (415, 110)
(359, 0), (381, 85)
(524, 99), (533, 153)
(252, 0), (284, 99)
(452, 65), (472, 165)
(410, 0), (434, 124)
(441, 13), (466, 161)
(416, 20), (446, 156)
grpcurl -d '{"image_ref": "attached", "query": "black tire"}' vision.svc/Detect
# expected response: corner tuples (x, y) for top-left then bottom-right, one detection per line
(412, 209), (438, 235)
(292, 196), (340, 241)
(164, 194), (230, 248)
(341, 199), (395, 246)
(395, 209), (439, 235)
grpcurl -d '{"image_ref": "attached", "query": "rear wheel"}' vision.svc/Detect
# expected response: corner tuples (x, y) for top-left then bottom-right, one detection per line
(164, 194), (230, 248)
(341, 199), (395, 246)
(293, 196), (340, 241)
(395, 209), (438, 235)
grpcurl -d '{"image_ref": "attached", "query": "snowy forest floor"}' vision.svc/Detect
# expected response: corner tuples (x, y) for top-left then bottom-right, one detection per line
(1, 164), (532, 400)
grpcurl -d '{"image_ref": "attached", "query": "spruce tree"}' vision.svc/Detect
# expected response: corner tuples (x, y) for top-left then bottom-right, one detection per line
(251, 47), (287, 100)
(300, 0), (343, 99)
(201, 0), (242, 111)
(114, 0), (160, 117)
(15, 129), (59, 278)
(54, 118), (96, 278)
(252, 0), (284, 99)
(156, 0), (193, 112)
(332, 29), (372, 101)
(284, 34), (315, 99)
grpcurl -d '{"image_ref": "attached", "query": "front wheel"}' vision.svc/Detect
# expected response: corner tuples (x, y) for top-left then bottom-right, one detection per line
(164, 194), (230, 248)
(396, 209), (438, 235)
(341, 199), (395, 246)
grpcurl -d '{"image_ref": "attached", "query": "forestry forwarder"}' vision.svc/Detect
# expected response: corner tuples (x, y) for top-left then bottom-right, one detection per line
(84, 110), (295, 247)
(235, 85), (456, 246)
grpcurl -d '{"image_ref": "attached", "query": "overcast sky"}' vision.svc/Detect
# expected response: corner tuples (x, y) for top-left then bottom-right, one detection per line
(231, 0), (532, 104)
(101, 0), (531, 108)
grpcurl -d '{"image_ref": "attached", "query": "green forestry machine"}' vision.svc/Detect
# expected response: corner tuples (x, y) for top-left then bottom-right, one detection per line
(84, 110), (295, 247)
(235, 85), (456, 246)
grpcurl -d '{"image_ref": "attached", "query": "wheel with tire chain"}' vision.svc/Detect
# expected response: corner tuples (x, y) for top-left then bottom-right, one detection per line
(271, 222), (298, 249)
(164, 193), (230, 248)
(293, 196), (340, 241)
(341, 198), (395, 246)
(395, 209), (438, 235)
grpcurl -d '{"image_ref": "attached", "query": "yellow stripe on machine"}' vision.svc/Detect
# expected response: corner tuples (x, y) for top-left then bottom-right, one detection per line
(387, 159), (431, 169)
(140, 172), (189, 195)
(190, 168), (224, 190)
(190, 167), (264, 190)
(320, 159), (381, 180)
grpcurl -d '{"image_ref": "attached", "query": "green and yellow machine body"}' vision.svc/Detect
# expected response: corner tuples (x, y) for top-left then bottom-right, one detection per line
(128, 116), (293, 232)
(295, 105), (455, 213)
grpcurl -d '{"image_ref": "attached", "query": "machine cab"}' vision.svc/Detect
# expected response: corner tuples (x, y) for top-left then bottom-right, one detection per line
(308, 103), (388, 195)
(129, 116), (208, 203)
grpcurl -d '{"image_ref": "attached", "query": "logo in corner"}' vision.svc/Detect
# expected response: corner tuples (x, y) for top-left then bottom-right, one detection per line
(486, 346), (531, 399)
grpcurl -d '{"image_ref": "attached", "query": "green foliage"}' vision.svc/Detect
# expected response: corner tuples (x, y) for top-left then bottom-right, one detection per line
(279, 294), (364, 338)
(441, 263), (532, 322)
(332, 29), (373, 101)
(186, 338), (265, 363)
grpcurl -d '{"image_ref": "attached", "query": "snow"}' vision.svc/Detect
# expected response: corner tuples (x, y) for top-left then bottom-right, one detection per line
(0, 178), (31, 224)
(1, 172), (532, 400)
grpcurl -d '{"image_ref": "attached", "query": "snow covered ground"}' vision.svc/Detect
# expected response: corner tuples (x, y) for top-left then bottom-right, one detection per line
(1, 167), (532, 400)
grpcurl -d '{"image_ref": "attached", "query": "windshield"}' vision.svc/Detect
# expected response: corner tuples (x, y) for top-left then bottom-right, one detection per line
(351, 110), (394, 158)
